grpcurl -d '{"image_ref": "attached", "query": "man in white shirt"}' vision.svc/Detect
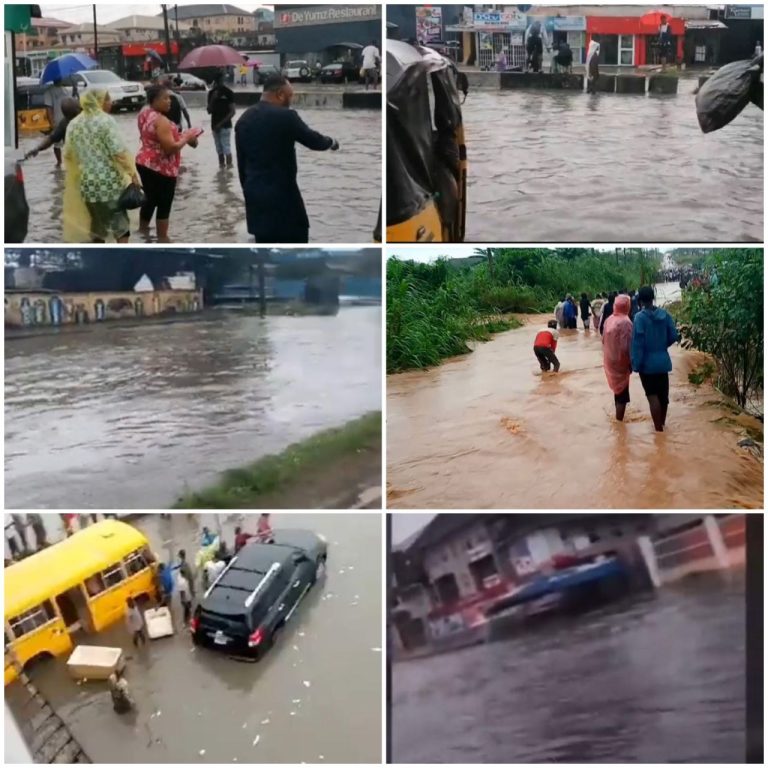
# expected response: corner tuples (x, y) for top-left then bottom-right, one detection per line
(361, 40), (380, 90)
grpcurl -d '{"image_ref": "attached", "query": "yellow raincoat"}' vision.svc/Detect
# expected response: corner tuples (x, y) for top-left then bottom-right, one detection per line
(63, 90), (137, 242)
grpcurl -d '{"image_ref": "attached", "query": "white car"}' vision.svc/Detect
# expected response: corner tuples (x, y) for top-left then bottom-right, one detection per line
(283, 59), (312, 82)
(71, 69), (146, 111)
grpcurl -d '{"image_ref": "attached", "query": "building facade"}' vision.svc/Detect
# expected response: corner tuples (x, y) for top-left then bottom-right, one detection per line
(57, 24), (122, 48)
(105, 15), (192, 43)
(274, 4), (381, 64)
(169, 4), (258, 35)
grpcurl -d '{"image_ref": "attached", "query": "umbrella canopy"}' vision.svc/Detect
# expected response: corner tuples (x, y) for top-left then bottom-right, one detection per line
(244, 59), (263, 67)
(144, 48), (164, 62)
(639, 11), (683, 34)
(40, 53), (98, 84)
(179, 44), (244, 69)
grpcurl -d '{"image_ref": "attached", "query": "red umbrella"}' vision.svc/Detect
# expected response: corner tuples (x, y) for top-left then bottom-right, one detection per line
(244, 59), (263, 67)
(639, 11), (669, 32)
(179, 44), (245, 69)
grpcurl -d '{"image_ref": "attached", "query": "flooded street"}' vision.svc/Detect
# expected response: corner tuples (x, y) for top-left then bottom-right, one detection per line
(392, 571), (745, 763)
(387, 284), (763, 509)
(465, 81), (763, 241)
(5, 308), (381, 508)
(5, 513), (382, 764)
(19, 106), (380, 243)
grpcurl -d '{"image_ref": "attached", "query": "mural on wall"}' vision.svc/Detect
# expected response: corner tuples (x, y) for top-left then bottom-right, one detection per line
(20, 297), (32, 326)
(134, 298), (145, 317)
(94, 299), (106, 321)
(33, 299), (47, 324)
(49, 296), (63, 325)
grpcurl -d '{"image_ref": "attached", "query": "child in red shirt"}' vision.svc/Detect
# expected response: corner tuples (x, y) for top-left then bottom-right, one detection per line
(533, 320), (560, 372)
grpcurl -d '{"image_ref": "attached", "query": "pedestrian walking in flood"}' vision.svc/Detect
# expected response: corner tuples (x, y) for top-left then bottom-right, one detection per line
(177, 549), (195, 598)
(176, 571), (193, 625)
(10, 515), (28, 553)
(27, 514), (49, 550)
(207, 71), (236, 168)
(256, 513), (274, 543)
(157, 562), (174, 607)
(579, 293), (591, 330)
(26, 97), (81, 162)
(602, 294), (634, 421)
(125, 597), (147, 646)
(533, 320), (561, 373)
(234, 74), (339, 243)
(586, 40), (600, 93)
(109, 669), (134, 714)
(43, 78), (68, 167)
(361, 40), (380, 89)
(158, 75), (192, 131)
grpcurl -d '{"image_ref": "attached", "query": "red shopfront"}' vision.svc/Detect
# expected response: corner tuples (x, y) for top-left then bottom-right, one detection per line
(122, 41), (180, 79)
(586, 15), (684, 67)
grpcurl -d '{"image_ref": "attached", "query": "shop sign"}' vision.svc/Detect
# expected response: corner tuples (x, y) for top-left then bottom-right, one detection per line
(275, 5), (381, 28)
(725, 5), (752, 19)
(473, 11), (527, 31)
(552, 16), (586, 32)
(415, 6), (442, 43)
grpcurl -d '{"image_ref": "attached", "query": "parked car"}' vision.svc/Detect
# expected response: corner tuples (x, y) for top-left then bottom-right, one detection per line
(191, 529), (327, 659)
(5, 155), (29, 243)
(166, 72), (207, 91)
(253, 63), (282, 85)
(71, 70), (146, 111)
(283, 59), (313, 83)
(319, 61), (361, 84)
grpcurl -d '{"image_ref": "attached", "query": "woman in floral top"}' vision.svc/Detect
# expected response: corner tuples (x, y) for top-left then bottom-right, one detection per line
(63, 90), (139, 242)
(136, 85), (200, 242)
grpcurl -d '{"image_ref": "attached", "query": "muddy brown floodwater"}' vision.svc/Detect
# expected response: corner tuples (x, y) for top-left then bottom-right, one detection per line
(5, 308), (381, 509)
(18, 106), (380, 243)
(5, 513), (382, 764)
(387, 284), (763, 509)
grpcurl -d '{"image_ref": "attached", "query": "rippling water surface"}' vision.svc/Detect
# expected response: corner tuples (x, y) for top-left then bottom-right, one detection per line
(19, 106), (380, 243)
(464, 81), (763, 241)
(5, 308), (381, 508)
(392, 572), (745, 763)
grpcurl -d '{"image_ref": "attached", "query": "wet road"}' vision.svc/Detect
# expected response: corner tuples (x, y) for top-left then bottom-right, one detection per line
(392, 571), (745, 763)
(387, 284), (763, 509)
(5, 512), (383, 764)
(464, 81), (763, 242)
(18, 105), (380, 243)
(5, 308), (381, 508)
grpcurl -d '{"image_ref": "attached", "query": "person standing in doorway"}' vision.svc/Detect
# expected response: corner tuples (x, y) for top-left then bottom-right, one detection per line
(125, 597), (146, 646)
(234, 75), (338, 243)
(361, 40), (380, 89)
(44, 79), (68, 167)
(631, 285), (680, 432)
(207, 71), (236, 168)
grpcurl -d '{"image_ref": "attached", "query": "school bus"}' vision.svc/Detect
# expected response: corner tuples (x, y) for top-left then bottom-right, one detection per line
(4, 519), (158, 685)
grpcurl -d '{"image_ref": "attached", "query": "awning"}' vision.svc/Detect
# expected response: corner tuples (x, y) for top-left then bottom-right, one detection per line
(685, 20), (729, 30)
(325, 41), (363, 49)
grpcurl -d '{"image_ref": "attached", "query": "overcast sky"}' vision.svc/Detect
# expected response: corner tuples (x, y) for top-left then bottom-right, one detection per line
(391, 513), (435, 545)
(42, 3), (272, 25)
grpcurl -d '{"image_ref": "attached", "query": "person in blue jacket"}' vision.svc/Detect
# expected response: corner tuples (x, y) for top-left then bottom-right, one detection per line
(563, 294), (578, 329)
(631, 285), (680, 432)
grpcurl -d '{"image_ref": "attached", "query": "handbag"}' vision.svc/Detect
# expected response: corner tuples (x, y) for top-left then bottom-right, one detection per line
(117, 182), (146, 211)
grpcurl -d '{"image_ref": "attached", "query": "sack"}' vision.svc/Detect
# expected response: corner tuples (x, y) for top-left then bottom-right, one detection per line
(117, 182), (146, 211)
(695, 58), (761, 133)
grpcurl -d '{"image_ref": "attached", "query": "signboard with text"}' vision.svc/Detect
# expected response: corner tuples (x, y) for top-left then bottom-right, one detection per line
(275, 5), (381, 28)
(415, 6), (442, 44)
(551, 16), (586, 32)
(473, 11), (527, 31)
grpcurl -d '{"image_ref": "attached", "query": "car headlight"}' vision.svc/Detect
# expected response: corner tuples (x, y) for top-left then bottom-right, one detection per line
(317, 533), (327, 543)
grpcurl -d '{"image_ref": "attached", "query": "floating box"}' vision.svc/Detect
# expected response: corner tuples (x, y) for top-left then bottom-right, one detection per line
(144, 607), (175, 640)
(67, 645), (124, 680)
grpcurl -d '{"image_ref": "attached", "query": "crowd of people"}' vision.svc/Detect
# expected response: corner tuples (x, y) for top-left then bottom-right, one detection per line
(25, 70), (341, 244)
(533, 286), (680, 432)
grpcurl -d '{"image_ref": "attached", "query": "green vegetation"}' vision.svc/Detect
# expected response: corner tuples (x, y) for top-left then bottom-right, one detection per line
(387, 248), (661, 373)
(174, 412), (381, 508)
(676, 249), (763, 415)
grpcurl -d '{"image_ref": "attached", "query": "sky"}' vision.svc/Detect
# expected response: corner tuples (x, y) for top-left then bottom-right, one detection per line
(42, 3), (272, 25)
(391, 513), (435, 545)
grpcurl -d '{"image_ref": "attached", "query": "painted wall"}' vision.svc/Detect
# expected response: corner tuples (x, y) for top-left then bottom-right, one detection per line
(5, 290), (203, 329)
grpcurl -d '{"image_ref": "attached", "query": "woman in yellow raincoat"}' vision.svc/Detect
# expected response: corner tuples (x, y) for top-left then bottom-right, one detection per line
(63, 89), (140, 243)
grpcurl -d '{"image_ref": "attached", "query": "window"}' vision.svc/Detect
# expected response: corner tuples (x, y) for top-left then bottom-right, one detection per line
(124, 548), (149, 576)
(619, 34), (634, 65)
(9, 602), (56, 638)
(102, 564), (126, 589)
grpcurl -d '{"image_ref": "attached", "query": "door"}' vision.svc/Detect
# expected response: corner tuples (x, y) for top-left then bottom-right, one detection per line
(55, 592), (80, 630)
(284, 559), (313, 622)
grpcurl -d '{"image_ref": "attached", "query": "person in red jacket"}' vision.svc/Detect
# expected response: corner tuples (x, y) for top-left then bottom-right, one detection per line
(533, 319), (560, 372)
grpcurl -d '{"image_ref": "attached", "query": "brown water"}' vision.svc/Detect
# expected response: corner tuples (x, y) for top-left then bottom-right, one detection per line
(392, 571), (745, 763)
(464, 82), (763, 242)
(18, 106), (380, 243)
(5, 308), (381, 509)
(5, 512), (382, 764)
(387, 286), (763, 509)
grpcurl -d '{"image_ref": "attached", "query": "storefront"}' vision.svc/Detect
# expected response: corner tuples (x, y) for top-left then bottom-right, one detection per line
(684, 20), (727, 66)
(273, 4), (381, 65)
(540, 15), (586, 66)
(445, 9), (528, 69)
(586, 14), (685, 67)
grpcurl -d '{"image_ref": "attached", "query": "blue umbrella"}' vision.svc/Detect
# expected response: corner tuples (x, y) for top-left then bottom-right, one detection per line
(40, 53), (98, 84)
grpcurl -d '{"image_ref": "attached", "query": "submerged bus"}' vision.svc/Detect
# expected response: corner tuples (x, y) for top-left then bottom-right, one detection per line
(4, 519), (157, 685)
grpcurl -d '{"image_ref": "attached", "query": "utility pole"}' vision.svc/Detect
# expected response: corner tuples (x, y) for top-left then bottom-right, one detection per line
(162, 4), (172, 72)
(258, 255), (266, 318)
(174, 5), (180, 70)
(92, 4), (98, 61)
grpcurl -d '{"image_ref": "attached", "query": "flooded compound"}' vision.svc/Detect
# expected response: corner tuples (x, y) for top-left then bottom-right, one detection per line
(387, 284), (763, 509)
(391, 571), (745, 763)
(464, 81), (763, 242)
(5, 513), (382, 764)
(5, 307), (381, 508)
(18, 105), (380, 243)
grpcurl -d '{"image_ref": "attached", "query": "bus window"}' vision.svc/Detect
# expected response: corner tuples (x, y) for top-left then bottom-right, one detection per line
(124, 548), (149, 576)
(8, 601), (56, 639)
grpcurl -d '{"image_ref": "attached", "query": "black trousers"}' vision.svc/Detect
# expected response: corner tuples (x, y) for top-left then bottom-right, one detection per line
(137, 164), (177, 222)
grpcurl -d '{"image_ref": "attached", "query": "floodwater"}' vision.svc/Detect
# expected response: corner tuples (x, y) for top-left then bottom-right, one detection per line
(387, 283), (763, 509)
(18, 105), (380, 243)
(5, 512), (383, 764)
(5, 308), (381, 508)
(464, 81), (763, 242)
(392, 571), (745, 763)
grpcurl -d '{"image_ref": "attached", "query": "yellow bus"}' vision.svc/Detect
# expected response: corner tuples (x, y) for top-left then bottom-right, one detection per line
(4, 519), (158, 685)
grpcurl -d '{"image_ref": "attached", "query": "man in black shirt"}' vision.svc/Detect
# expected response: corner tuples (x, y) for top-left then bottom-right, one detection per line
(24, 98), (81, 160)
(234, 74), (339, 243)
(158, 75), (192, 131)
(207, 71), (236, 168)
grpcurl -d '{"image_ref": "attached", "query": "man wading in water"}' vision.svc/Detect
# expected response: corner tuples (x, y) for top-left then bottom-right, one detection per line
(234, 74), (339, 243)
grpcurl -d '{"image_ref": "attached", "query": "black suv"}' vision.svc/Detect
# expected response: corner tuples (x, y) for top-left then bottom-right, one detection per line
(191, 529), (327, 658)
